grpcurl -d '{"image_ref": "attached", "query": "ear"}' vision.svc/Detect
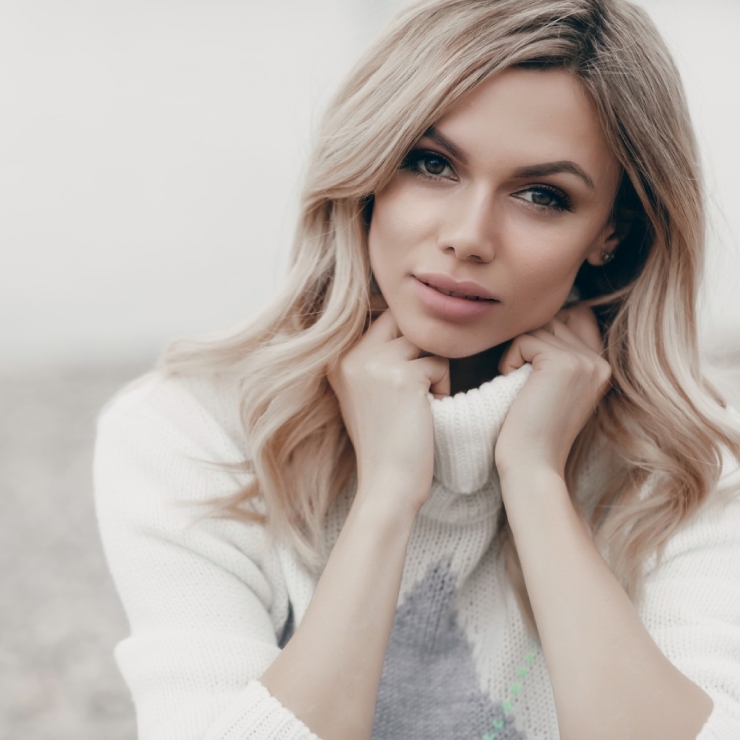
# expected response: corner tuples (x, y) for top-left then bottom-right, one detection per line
(584, 221), (622, 267)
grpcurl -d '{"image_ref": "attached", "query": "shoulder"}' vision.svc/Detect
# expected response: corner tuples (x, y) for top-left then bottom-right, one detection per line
(93, 371), (294, 673)
(97, 368), (248, 469)
(94, 368), (256, 525)
(94, 368), (279, 590)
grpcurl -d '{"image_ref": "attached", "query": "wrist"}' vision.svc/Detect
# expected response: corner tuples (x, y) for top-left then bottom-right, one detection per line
(498, 458), (564, 483)
(498, 464), (567, 505)
(495, 442), (567, 484)
(352, 478), (422, 531)
(355, 461), (432, 513)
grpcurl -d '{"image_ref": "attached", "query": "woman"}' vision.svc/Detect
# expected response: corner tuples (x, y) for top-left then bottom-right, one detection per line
(94, 0), (740, 738)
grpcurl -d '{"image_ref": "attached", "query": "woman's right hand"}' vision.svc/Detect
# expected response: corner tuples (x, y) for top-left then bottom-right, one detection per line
(327, 309), (450, 514)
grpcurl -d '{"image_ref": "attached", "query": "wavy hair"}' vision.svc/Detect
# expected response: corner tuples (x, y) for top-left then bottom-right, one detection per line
(163, 0), (740, 632)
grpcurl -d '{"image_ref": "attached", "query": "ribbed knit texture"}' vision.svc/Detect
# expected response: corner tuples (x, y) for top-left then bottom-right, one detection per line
(94, 368), (740, 739)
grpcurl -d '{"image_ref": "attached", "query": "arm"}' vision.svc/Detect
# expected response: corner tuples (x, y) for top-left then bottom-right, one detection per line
(261, 309), (450, 740)
(260, 491), (416, 740)
(94, 374), (314, 740)
(96, 311), (449, 740)
(639, 465), (740, 739)
(494, 306), (719, 740)
(500, 467), (714, 740)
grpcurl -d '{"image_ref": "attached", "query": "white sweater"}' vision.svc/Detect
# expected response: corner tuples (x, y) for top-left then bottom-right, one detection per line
(94, 366), (740, 739)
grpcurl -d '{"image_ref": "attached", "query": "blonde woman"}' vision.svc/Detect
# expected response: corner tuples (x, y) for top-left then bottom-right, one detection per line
(94, 0), (740, 738)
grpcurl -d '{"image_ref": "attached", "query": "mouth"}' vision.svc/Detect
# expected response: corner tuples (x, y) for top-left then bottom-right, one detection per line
(422, 283), (495, 302)
(411, 274), (499, 322)
(414, 272), (498, 302)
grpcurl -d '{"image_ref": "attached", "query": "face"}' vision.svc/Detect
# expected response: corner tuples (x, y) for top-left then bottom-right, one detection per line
(368, 67), (622, 359)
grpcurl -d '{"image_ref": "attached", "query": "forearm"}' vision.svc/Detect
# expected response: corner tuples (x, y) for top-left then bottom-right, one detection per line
(500, 467), (713, 740)
(260, 491), (417, 740)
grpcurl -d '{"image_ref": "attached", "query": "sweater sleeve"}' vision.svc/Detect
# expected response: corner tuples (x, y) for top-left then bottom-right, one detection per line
(639, 462), (740, 740)
(93, 374), (322, 740)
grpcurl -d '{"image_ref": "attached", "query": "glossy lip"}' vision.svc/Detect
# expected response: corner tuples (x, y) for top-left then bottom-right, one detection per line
(411, 275), (499, 322)
(413, 272), (498, 301)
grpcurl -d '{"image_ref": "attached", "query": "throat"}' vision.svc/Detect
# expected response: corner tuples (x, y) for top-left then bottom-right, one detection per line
(448, 342), (511, 396)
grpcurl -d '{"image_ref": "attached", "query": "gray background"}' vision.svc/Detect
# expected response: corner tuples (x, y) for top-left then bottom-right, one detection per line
(2, 1), (738, 738)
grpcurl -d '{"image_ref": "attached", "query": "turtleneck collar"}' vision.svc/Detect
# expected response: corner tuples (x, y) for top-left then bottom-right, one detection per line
(418, 364), (532, 522)
(431, 363), (533, 492)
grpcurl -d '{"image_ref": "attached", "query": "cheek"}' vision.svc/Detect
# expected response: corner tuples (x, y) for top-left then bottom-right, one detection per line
(515, 244), (582, 285)
(503, 223), (594, 315)
(367, 216), (394, 291)
(507, 212), (598, 278)
(368, 187), (433, 282)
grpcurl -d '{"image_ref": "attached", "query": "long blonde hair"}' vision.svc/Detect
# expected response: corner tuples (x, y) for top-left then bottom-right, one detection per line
(164, 0), (740, 631)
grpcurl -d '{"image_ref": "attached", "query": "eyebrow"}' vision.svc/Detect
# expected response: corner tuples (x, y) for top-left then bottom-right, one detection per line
(513, 161), (595, 191)
(421, 126), (595, 191)
(422, 126), (468, 165)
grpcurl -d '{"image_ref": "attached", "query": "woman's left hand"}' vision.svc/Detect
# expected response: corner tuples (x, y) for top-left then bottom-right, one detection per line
(494, 304), (612, 482)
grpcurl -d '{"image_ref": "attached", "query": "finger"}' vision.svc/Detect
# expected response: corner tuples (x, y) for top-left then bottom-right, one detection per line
(386, 334), (426, 362)
(412, 355), (451, 398)
(362, 308), (402, 343)
(508, 324), (600, 372)
(499, 333), (553, 375)
(532, 321), (593, 355)
(502, 328), (611, 398)
(527, 327), (564, 348)
(555, 305), (604, 354)
(521, 324), (590, 360)
(327, 310), (402, 383)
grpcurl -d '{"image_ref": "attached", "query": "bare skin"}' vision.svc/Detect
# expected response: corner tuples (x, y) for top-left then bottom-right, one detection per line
(260, 69), (713, 740)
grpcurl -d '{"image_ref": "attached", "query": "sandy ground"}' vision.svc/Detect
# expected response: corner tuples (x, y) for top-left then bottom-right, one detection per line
(0, 362), (149, 740)
(1, 357), (737, 740)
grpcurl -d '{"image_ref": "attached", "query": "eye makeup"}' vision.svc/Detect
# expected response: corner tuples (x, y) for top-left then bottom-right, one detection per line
(400, 148), (574, 212)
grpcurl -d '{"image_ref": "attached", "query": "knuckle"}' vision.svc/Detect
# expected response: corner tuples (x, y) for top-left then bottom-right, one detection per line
(386, 365), (409, 389)
(363, 358), (385, 380)
(561, 354), (581, 373)
(596, 358), (612, 383)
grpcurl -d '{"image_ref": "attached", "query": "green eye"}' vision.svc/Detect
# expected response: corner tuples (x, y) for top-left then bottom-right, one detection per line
(530, 190), (557, 206)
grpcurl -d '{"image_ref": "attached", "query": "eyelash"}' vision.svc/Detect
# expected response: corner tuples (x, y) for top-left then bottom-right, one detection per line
(401, 149), (456, 182)
(400, 148), (574, 213)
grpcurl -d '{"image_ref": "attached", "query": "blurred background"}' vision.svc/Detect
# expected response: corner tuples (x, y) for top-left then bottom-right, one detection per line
(1, 1), (738, 737)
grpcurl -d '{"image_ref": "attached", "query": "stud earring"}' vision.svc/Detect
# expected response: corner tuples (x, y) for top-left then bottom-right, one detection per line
(600, 250), (615, 264)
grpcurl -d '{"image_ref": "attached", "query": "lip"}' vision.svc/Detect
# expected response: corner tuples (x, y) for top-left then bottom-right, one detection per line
(411, 274), (499, 322)
(413, 272), (498, 301)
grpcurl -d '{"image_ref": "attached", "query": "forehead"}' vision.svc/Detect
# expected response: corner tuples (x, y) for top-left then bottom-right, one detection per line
(434, 67), (620, 188)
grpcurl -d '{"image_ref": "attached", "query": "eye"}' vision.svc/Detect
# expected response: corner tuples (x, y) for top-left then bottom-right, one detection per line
(401, 149), (456, 181)
(513, 185), (573, 212)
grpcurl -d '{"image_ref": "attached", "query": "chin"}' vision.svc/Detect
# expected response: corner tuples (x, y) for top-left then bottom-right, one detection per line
(402, 323), (497, 360)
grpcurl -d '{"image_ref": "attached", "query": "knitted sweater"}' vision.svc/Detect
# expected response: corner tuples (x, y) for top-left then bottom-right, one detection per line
(94, 366), (740, 740)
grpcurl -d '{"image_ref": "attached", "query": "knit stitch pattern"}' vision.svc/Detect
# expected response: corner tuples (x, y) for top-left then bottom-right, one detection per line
(94, 367), (740, 739)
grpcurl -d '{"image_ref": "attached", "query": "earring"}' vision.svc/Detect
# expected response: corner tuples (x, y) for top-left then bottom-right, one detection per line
(600, 250), (615, 264)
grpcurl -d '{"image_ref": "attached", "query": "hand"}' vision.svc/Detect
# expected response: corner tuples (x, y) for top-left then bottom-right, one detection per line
(494, 304), (612, 482)
(327, 310), (450, 513)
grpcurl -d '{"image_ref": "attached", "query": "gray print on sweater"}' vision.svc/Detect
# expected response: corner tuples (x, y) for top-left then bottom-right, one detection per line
(372, 557), (526, 740)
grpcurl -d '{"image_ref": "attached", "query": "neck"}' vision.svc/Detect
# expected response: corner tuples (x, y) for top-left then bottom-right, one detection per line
(448, 341), (511, 396)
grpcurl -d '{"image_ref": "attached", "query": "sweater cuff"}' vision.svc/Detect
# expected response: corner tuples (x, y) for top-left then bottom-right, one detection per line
(204, 680), (322, 740)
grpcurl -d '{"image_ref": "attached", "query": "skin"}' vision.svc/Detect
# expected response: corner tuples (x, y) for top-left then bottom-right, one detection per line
(368, 66), (621, 394)
(263, 68), (713, 740)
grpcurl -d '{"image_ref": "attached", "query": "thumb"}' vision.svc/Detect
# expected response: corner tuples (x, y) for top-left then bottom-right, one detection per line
(420, 356), (451, 399)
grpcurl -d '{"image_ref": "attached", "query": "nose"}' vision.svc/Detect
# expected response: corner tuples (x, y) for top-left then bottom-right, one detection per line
(438, 185), (497, 263)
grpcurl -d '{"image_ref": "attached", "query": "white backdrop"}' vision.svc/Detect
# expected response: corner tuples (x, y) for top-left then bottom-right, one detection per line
(1, 0), (738, 368)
